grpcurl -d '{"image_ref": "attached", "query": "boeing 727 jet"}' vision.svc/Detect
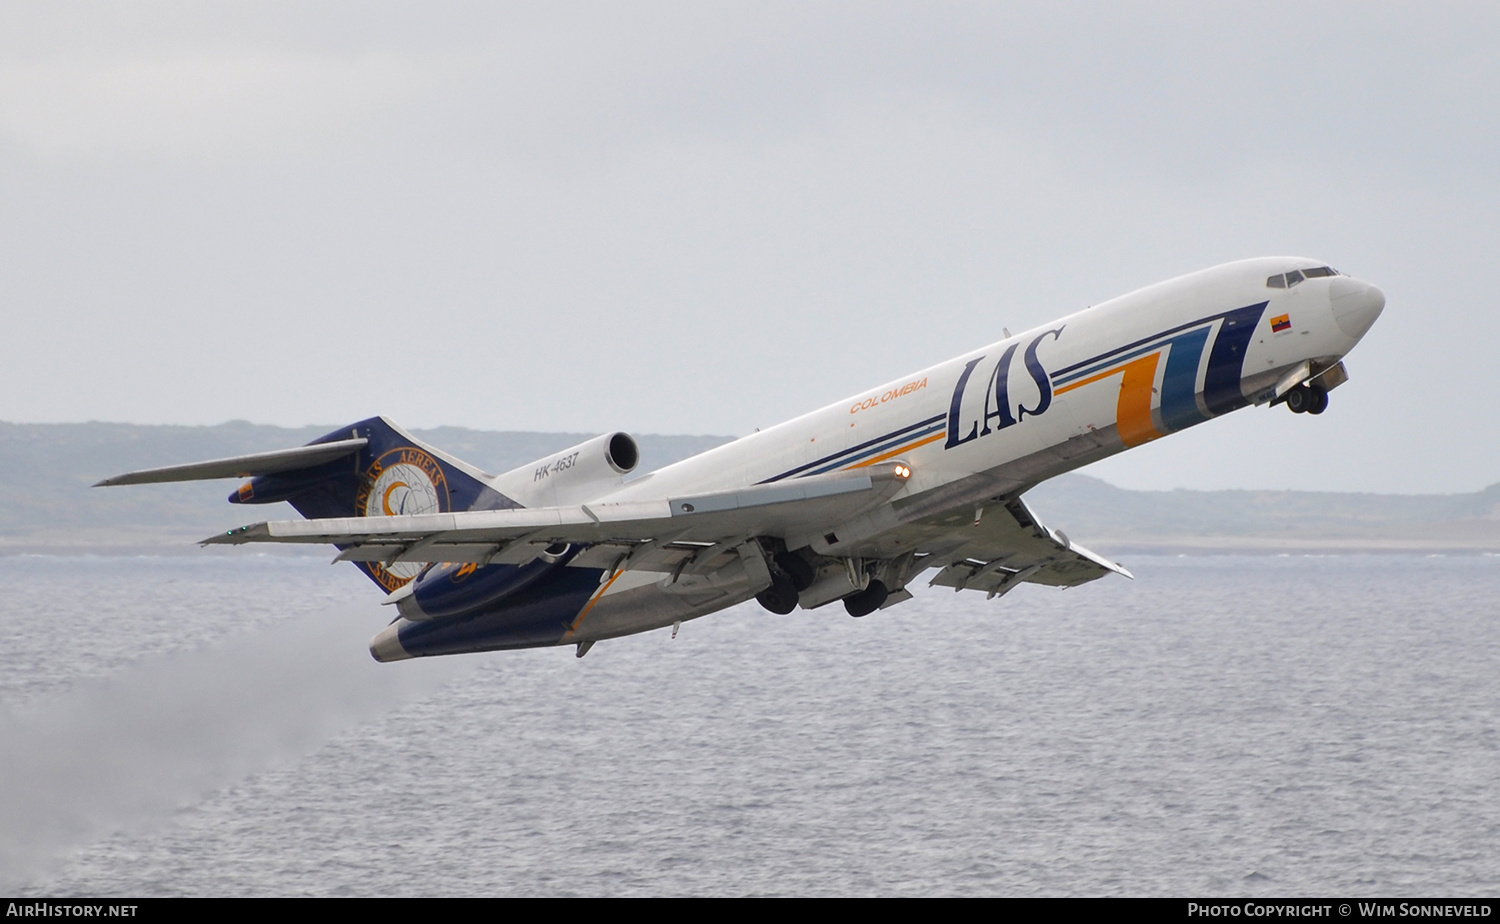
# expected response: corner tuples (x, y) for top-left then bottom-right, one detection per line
(98, 257), (1385, 661)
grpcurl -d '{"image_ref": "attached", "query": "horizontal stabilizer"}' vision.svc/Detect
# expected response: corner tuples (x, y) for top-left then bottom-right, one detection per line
(93, 438), (368, 487)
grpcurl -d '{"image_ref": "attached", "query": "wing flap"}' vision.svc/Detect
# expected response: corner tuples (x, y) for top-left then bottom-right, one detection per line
(923, 496), (1129, 596)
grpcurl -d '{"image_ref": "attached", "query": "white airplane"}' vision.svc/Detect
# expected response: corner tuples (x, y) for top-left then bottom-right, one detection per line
(98, 257), (1384, 661)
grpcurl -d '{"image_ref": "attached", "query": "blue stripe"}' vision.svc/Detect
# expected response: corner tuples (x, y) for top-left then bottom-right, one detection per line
(1051, 305), (1263, 382)
(798, 421), (946, 476)
(1159, 326), (1212, 432)
(1203, 303), (1267, 415)
(761, 414), (945, 483)
(1053, 333), (1198, 387)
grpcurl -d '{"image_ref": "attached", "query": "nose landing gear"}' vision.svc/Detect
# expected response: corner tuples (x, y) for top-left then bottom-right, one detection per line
(1285, 384), (1329, 415)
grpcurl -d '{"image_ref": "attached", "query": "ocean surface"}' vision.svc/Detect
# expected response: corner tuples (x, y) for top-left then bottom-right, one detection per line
(1, 552), (1496, 897)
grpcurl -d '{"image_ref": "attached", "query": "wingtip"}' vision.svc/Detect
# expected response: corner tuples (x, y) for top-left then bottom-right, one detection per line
(201, 522), (267, 546)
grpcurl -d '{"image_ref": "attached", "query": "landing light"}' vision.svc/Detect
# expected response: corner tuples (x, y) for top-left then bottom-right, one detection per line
(893, 463), (912, 480)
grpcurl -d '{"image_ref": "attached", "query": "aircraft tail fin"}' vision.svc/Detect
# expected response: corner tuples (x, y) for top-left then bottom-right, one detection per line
(97, 416), (521, 592)
(226, 417), (507, 511)
(226, 417), (521, 591)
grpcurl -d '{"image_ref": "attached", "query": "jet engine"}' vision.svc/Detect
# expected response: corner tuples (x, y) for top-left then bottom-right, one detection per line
(489, 432), (640, 507)
(390, 433), (641, 621)
(393, 544), (581, 622)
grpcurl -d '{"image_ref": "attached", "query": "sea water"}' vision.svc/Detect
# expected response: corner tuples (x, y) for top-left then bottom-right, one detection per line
(2, 553), (1496, 896)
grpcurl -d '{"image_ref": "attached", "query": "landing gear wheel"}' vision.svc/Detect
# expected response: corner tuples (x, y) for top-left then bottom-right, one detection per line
(1307, 388), (1329, 415)
(755, 572), (799, 615)
(843, 580), (889, 618)
(1285, 385), (1311, 414)
(774, 551), (817, 592)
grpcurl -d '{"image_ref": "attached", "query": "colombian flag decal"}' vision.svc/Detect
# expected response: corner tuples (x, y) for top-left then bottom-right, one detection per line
(1270, 313), (1291, 333)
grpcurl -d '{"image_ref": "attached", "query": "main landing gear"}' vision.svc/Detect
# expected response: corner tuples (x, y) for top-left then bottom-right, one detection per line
(754, 551), (890, 618)
(755, 573), (799, 614)
(755, 551), (816, 615)
(1284, 384), (1328, 415)
(842, 580), (889, 618)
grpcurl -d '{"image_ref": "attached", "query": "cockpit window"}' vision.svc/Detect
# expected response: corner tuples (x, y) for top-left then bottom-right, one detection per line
(1266, 266), (1339, 288)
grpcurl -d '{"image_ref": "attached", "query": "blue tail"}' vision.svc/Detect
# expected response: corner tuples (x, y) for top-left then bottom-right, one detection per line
(230, 416), (521, 591)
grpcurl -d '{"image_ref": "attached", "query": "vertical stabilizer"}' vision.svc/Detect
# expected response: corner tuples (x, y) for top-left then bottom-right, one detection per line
(231, 417), (521, 591)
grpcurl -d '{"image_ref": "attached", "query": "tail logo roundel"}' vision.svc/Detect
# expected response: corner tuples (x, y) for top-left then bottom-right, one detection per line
(356, 447), (451, 587)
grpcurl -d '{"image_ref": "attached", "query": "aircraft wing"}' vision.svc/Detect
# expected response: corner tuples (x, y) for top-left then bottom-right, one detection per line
(204, 464), (912, 572)
(914, 496), (1131, 598)
(204, 457), (1124, 595)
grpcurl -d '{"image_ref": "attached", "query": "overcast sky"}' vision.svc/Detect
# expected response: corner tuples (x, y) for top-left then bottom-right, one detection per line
(2, 2), (1495, 493)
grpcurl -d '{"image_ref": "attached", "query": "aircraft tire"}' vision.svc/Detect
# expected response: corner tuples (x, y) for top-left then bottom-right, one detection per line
(775, 551), (818, 591)
(756, 573), (800, 615)
(1286, 385), (1310, 414)
(843, 580), (889, 618)
(1307, 388), (1329, 415)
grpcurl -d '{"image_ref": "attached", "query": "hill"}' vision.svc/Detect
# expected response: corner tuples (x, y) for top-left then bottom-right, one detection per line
(0, 421), (730, 551)
(3, 422), (1497, 554)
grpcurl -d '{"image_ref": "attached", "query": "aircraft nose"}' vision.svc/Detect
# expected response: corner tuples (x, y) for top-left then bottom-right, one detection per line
(1329, 276), (1385, 339)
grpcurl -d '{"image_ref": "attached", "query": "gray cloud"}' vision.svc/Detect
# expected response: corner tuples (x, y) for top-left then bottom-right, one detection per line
(1, 2), (1492, 492)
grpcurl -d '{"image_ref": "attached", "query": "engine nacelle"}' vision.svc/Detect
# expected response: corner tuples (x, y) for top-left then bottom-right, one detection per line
(396, 544), (579, 622)
(489, 432), (640, 507)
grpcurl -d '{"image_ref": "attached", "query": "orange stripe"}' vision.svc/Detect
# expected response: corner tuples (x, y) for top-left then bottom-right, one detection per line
(1055, 365), (1130, 395)
(848, 431), (946, 469)
(1054, 355), (1165, 447)
(565, 571), (623, 638)
(1116, 353), (1163, 447)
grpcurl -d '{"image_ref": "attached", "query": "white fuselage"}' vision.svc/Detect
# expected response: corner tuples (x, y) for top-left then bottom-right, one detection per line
(378, 256), (1385, 657)
(605, 257), (1379, 506)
